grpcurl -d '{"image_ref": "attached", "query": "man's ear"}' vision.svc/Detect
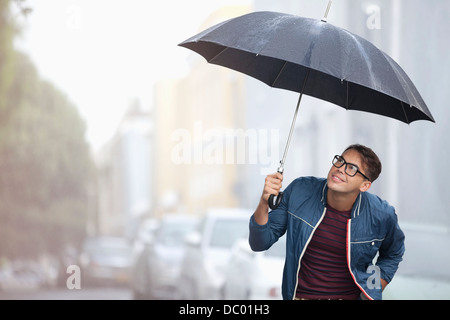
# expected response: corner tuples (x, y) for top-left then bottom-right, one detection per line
(360, 181), (371, 192)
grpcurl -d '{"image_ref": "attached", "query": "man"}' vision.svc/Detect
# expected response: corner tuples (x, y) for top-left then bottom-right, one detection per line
(249, 144), (405, 300)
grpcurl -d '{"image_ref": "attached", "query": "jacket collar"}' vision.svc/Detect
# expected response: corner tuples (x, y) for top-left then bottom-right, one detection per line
(352, 192), (363, 219)
(321, 180), (364, 219)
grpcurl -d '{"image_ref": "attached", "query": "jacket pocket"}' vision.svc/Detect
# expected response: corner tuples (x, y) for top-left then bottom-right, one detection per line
(351, 238), (384, 266)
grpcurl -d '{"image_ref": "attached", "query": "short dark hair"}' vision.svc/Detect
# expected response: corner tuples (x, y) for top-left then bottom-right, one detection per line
(344, 144), (382, 182)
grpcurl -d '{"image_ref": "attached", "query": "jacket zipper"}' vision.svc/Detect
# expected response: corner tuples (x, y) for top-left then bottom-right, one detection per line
(346, 219), (373, 300)
(291, 206), (327, 300)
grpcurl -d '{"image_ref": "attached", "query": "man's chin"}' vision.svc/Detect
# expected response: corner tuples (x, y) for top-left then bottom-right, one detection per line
(327, 179), (349, 192)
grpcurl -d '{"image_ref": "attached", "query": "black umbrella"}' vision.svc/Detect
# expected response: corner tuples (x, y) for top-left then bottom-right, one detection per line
(179, 7), (434, 209)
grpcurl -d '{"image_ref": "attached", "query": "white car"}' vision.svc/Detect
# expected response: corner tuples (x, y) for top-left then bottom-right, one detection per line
(79, 236), (132, 286)
(223, 236), (285, 300)
(130, 218), (160, 299)
(177, 208), (253, 300)
(0, 260), (48, 292)
(131, 214), (197, 299)
(145, 214), (198, 299)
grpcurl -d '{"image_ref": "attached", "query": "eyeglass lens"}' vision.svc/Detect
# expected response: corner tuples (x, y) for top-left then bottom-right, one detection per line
(333, 156), (358, 177)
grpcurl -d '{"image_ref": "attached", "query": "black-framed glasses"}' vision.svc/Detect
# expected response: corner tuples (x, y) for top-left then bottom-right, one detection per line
(332, 155), (371, 182)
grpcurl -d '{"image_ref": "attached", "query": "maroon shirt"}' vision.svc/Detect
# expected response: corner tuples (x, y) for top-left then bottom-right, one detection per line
(295, 204), (361, 300)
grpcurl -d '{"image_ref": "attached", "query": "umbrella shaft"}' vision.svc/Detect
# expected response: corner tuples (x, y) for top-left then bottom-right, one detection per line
(322, 0), (333, 22)
(278, 69), (310, 173)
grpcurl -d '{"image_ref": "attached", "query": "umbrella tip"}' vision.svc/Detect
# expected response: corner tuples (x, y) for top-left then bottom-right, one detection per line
(321, 0), (333, 22)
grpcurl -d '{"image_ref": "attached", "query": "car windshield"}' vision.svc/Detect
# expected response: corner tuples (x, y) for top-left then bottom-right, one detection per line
(83, 238), (131, 256)
(92, 245), (130, 256)
(209, 218), (248, 248)
(158, 220), (197, 247)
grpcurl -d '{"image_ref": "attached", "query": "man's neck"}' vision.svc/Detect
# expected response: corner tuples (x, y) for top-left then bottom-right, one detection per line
(326, 189), (359, 212)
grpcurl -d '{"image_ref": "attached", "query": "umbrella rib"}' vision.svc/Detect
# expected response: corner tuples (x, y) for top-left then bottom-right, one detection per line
(346, 81), (349, 109)
(271, 61), (288, 87)
(208, 46), (229, 63)
(400, 101), (410, 124)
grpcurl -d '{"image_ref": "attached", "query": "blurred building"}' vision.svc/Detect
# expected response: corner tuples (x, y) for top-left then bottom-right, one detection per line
(153, 5), (252, 216)
(95, 100), (153, 237)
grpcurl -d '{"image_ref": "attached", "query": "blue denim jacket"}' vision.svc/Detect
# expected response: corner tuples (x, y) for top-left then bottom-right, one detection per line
(249, 176), (405, 300)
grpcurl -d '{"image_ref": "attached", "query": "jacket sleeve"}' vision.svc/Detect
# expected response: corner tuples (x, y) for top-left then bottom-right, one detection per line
(248, 181), (291, 252)
(376, 210), (405, 283)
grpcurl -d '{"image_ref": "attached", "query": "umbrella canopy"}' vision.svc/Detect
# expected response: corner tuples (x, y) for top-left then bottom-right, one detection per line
(179, 11), (434, 124)
(179, 10), (435, 209)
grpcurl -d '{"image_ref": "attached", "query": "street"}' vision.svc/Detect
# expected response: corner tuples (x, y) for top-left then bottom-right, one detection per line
(0, 286), (133, 300)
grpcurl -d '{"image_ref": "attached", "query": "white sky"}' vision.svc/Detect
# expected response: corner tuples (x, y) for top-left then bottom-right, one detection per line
(15, 0), (250, 151)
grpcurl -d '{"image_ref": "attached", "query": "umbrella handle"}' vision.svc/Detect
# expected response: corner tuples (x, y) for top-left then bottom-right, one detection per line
(268, 165), (284, 210)
(268, 192), (284, 210)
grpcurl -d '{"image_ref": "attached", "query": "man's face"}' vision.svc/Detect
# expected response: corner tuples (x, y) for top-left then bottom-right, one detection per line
(327, 149), (371, 194)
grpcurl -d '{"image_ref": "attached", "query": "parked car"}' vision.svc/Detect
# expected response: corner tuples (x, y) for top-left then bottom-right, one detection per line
(131, 214), (198, 299)
(79, 236), (132, 286)
(223, 235), (286, 300)
(177, 208), (253, 300)
(0, 260), (49, 292)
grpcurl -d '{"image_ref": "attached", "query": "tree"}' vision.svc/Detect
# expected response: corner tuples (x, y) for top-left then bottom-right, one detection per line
(0, 0), (16, 117)
(0, 0), (95, 259)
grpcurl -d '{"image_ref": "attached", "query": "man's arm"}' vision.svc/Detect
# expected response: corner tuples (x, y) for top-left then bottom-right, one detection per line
(376, 212), (406, 285)
(249, 172), (285, 252)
